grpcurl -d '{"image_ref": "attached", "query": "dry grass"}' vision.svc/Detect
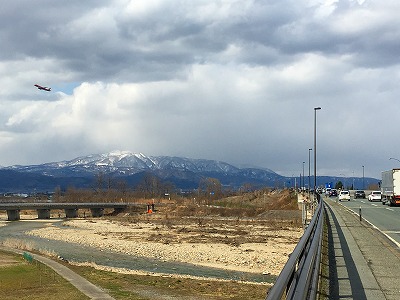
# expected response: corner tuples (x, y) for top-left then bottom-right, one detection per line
(122, 189), (300, 221)
(105, 190), (301, 248)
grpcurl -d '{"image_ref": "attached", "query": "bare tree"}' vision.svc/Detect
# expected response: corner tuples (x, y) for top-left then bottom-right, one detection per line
(135, 173), (162, 198)
(198, 177), (223, 201)
(53, 186), (62, 202)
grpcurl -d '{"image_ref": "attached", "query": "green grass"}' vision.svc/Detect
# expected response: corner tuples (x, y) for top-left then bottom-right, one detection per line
(69, 265), (271, 300)
(0, 251), (89, 300)
(0, 250), (271, 299)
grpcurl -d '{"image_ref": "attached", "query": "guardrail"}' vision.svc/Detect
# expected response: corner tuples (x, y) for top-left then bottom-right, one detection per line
(266, 193), (324, 300)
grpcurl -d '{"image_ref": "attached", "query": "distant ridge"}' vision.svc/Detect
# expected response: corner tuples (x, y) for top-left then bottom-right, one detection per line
(6, 150), (269, 176)
(1, 151), (283, 192)
(0, 151), (379, 193)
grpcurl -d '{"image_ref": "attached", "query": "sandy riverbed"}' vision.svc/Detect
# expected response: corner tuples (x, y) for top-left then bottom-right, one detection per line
(24, 217), (302, 277)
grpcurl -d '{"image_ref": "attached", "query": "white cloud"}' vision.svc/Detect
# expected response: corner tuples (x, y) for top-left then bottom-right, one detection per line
(1, 0), (400, 179)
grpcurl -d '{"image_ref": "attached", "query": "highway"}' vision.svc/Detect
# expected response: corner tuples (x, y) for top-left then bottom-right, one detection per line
(324, 194), (400, 247)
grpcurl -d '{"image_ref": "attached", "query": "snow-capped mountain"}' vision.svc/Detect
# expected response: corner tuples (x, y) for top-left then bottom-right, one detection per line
(1, 151), (283, 192)
(0, 151), (379, 193)
(7, 151), (248, 176)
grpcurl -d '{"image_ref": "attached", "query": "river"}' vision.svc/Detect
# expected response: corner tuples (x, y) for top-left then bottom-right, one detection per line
(0, 219), (274, 283)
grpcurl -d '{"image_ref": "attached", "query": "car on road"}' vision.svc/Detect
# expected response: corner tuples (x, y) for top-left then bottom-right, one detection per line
(368, 191), (382, 202)
(339, 190), (351, 201)
(329, 189), (338, 197)
(325, 188), (331, 197)
(354, 190), (366, 199)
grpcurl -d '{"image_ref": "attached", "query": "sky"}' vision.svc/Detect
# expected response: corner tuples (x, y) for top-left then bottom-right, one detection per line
(1, 0), (399, 179)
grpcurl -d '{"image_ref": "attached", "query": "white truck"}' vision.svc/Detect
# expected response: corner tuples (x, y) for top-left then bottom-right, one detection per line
(381, 169), (400, 206)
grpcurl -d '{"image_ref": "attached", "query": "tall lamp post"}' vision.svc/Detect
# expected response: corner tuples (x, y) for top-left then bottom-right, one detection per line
(314, 107), (321, 192)
(340, 173), (345, 189)
(302, 161), (305, 190)
(308, 148), (312, 192)
(362, 165), (365, 190)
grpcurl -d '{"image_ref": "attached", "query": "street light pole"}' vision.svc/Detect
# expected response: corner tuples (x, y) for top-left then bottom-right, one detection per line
(362, 165), (365, 190)
(308, 148), (312, 192)
(340, 173), (345, 189)
(314, 107), (321, 192)
(302, 161), (305, 190)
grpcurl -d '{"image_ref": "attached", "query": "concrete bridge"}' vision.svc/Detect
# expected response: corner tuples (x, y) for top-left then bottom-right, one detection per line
(0, 202), (130, 220)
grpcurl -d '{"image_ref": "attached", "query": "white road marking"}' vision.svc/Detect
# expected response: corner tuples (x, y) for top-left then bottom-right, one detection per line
(386, 208), (395, 211)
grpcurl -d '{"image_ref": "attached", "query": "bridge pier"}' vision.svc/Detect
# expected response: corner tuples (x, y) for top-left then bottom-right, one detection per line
(37, 209), (51, 219)
(7, 209), (20, 221)
(0, 203), (129, 221)
(64, 208), (78, 218)
(90, 207), (104, 217)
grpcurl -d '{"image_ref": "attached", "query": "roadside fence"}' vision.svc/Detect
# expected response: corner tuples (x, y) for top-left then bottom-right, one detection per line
(265, 193), (323, 300)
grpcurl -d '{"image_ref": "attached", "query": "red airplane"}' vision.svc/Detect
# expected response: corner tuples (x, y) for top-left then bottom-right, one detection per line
(34, 84), (51, 91)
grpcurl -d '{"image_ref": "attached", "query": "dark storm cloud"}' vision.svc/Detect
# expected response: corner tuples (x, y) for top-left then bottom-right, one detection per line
(1, 0), (400, 179)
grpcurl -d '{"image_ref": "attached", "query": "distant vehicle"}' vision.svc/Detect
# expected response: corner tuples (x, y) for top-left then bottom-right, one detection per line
(338, 190), (350, 201)
(368, 191), (382, 202)
(329, 189), (338, 197)
(354, 190), (365, 199)
(34, 84), (51, 91)
(325, 188), (332, 196)
(381, 169), (400, 206)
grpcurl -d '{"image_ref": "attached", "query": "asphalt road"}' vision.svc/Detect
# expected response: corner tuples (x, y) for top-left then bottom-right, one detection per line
(325, 194), (400, 247)
(323, 198), (400, 299)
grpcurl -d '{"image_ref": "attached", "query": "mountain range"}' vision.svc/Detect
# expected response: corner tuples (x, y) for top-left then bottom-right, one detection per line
(0, 151), (379, 193)
(0, 151), (284, 193)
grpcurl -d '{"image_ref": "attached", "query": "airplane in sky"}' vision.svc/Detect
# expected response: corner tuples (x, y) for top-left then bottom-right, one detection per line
(34, 84), (51, 91)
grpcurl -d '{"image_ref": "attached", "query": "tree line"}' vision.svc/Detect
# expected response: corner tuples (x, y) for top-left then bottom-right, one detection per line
(52, 172), (255, 203)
